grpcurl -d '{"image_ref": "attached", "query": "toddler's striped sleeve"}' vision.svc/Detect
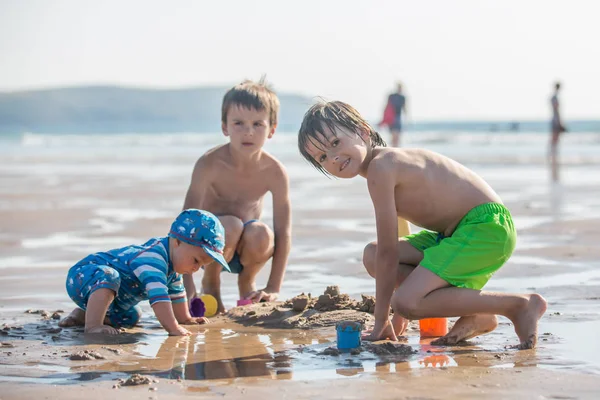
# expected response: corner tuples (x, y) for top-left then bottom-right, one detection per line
(131, 246), (171, 306)
(168, 274), (186, 304)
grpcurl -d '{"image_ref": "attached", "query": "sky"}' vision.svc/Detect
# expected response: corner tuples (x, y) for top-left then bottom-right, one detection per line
(1, 0), (599, 121)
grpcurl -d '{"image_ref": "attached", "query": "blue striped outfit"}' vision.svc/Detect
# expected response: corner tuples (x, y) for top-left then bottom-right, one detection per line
(65, 236), (185, 328)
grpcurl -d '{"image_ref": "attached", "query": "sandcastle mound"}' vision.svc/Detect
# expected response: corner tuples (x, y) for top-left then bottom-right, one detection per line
(227, 286), (376, 329)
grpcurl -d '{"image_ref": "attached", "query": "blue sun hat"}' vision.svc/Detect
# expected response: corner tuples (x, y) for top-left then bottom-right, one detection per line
(168, 209), (230, 272)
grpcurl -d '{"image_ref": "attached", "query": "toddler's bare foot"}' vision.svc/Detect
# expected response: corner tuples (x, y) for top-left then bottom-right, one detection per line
(512, 294), (547, 349)
(432, 314), (498, 346)
(85, 325), (120, 335)
(58, 308), (86, 327)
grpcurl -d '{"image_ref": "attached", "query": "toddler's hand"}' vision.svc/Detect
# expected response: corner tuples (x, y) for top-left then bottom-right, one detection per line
(180, 317), (210, 325)
(168, 325), (192, 336)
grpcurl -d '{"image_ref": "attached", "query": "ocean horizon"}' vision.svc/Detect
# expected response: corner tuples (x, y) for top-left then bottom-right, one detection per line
(0, 118), (599, 138)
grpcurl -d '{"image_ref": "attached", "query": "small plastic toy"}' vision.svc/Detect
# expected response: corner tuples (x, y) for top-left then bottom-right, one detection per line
(189, 294), (218, 318)
(419, 318), (448, 337)
(336, 321), (362, 350)
(236, 299), (252, 306)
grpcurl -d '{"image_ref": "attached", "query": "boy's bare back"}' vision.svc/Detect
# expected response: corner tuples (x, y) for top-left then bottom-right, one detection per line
(184, 143), (288, 220)
(368, 147), (502, 237)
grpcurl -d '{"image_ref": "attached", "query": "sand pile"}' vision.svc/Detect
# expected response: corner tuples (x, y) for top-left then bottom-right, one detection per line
(227, 286), (376, 329)
(283, 286), (376, 313)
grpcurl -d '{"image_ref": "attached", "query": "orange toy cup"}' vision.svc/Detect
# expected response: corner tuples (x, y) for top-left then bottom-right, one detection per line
(419, 318), (448, 337)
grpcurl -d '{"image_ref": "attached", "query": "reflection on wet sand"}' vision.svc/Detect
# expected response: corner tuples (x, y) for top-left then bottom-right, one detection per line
(0, 313), (556, 387)
(169, 329), (293, 381)
(64, 327), (465, 381)
(0, 311), (551, 385)
(78, 325), (333, 381)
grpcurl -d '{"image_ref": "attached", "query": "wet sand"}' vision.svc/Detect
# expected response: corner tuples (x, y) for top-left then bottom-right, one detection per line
(1, 135), (600, 398)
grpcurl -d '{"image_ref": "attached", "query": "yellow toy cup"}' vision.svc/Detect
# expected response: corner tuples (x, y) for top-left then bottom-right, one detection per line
(189, 294), (218, 318)
(201, 294), (218, 317)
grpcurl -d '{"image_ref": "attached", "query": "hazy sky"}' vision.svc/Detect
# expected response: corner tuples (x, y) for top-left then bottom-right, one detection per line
(1, 0), (599, 120)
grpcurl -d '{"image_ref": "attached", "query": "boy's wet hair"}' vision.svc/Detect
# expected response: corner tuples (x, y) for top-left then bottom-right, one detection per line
(221, 77), (280, 127)
(298, 100), (386, 176)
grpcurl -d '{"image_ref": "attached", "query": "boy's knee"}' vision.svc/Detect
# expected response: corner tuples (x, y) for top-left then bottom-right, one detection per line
(489, 315), (499, 331)
(392, 292), (423, 320)
(241, 222), (274, 256)
(362, 242), (377, 278)
(479, 314), (499, 333)
(218, 216), (244, 253)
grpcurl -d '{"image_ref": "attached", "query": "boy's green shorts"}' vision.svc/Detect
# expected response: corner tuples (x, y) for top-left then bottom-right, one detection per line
(404, 203), (516, 290)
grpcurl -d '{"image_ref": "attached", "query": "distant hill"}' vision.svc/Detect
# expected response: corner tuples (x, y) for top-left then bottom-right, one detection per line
(2, 86), (598, 135)
(0, 86), (315, 134)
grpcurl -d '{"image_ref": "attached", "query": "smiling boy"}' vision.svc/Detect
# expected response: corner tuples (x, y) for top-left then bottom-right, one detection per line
(298, 101), (547, 349)
(182, 79), (291, 313)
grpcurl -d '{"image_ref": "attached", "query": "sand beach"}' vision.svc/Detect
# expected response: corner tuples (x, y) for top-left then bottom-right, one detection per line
(1, 131), (599, 398)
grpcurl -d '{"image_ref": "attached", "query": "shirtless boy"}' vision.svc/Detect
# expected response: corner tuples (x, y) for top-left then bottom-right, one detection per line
(183, 79), (291, 312)
(298, 100), (547, 349)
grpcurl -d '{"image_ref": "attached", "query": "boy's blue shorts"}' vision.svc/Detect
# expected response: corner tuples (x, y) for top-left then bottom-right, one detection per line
(66, 258), (142, 328)
(205, 219), (261, 274)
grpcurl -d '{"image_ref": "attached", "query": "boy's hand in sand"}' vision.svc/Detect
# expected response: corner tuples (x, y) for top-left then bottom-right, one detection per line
(246, 289), (278, 303)
(362, 318), (398, 341)
(168, 325), (192, 336)
(180, 317), (210, 325)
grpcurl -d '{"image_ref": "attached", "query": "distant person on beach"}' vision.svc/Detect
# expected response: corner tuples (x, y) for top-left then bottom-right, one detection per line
(380, 82), (407, 147)
(59, 209), (226, 335)
(182, 78), (291, 314)
(549, 81), (566, 181)
(298, 100), (547, 349)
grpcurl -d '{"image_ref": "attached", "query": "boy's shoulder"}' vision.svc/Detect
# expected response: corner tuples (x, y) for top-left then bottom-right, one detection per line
(259, 150), (287, 170)
(198, 144), (229, 162)
(260, 152), (290, 188)
(367, 148), (435, 179)
(369, 147), (407, 167)
(372, 147), (438, 164)
(248, 151), (288, 185)
(191, 144), (230, 176)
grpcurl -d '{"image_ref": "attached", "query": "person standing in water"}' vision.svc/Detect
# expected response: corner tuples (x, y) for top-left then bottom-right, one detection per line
(549, 81), (566, 182)
(386, 82), (407, 147)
